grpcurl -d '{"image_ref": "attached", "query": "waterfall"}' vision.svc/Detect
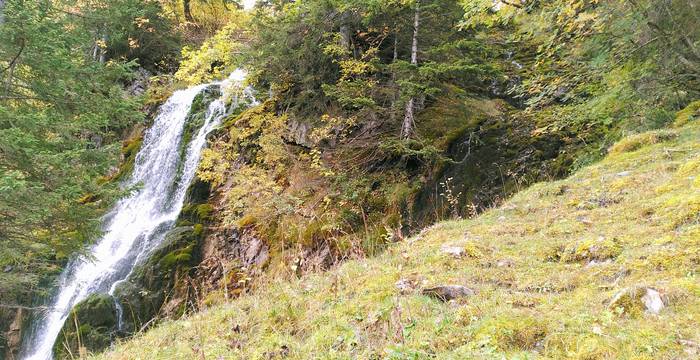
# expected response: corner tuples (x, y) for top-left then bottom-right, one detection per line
(21, 70), (253, 360)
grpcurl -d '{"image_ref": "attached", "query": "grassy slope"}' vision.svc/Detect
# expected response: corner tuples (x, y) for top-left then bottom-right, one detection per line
(95, 119), (699, 359)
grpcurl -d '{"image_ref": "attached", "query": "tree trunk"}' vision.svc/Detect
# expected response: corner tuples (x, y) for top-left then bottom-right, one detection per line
(183, 0), (194, 23)
(409, 2), (419, 66)
(401, 0), (420, 140)
(393, 31), (399, 62)
(390, 28), (400, 123)
(4, 59), (15, 97)
(99, 34), (107, 63)
(3, 39), (24, 99)
(340, 11), (351, 52)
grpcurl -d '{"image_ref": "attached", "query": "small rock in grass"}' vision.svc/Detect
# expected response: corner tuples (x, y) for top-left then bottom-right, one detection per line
(616, 171), (631, 177)
(496, 259), (515, 268)
(591, 325), (603, 335)
(395, 278), (419, 294)
(576, 216), (593, 225)
(680, 339), (699, 357)
(585, 259), (612, 268)
(440, 245), (465, 257)
(422, 285), (475, 301)
(608, 286), (667, 315)
(640, 288), (665, 314)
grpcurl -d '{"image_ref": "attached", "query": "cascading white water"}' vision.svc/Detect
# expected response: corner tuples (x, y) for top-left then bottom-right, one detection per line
(21, 70), (254, 360)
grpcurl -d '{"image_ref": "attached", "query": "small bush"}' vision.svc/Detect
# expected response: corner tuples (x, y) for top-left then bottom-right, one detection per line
(475, 314), (548, 351)
(608, 130), (677, 154)
(673, 100), (700, 127)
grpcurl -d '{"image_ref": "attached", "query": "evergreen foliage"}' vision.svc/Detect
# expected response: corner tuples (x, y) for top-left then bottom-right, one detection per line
(0, 0), (176, 301)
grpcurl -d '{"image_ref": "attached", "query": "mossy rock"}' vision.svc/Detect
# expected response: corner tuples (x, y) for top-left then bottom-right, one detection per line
(412, 111), (576, 224)
(106, 136), (143, 183)
(184, 178), (211, 205)
(548, 237), (622, 263)
(53, 293), (117, 359)
(608, 286), (668, 317)
(179, 203), (214, 226)
(112, 177), (210, 334)
(178, 87), (221, 167)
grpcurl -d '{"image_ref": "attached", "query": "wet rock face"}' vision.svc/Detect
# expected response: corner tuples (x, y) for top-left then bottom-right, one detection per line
(412, 111), (577, 224)
(53, 293), (118, 359)
(1, 307), (25, 360)
(113, 225), (202, 335)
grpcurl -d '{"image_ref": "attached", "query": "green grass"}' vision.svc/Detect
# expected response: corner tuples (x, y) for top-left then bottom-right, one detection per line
(93, 120), (700, 359)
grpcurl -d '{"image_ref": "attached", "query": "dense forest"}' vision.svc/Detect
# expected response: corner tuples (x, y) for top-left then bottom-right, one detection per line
(0, 0), (698, 358)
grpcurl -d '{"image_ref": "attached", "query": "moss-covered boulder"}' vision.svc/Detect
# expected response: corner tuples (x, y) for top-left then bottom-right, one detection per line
(112, 225), (202, 334)
(179, 87), (221, 162)
(53, 293), (117, 358)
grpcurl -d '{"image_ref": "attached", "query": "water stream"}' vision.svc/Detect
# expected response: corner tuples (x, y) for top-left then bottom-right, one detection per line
(21, 70), (253, 360)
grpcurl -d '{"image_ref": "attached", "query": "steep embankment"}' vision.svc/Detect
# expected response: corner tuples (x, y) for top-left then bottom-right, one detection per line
(94, 111), (699, 358)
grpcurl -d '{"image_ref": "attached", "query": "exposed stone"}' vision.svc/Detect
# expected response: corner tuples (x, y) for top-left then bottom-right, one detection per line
(126, 68), (152, 97)
(285, 119), (312, 147)
(4, 308), (24, 359)
(640, 288), (665, 315)
(680, 339), (699, 357)
(440, 244), (465, 257)
(585, 259), (612, 268)
(395, 279), (417, 294)
(422, 285), (475, 301)
(608, 286), (667, 316)
(244, 237), (270, 268)
(296, 243), (334, 272)
(553, 85), (570, 102)
(576, 216), (593, 225)
(496, 259), (515, 268)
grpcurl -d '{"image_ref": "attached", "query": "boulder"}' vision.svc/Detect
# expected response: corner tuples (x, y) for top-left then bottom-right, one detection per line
(395, 278), (418, 294)
(608, 286), (667, 316)
(440, 245), (465, 257)
(422, 285), (475, 301)
(496, 259), (515, 268)
(53, 293), (118, 358)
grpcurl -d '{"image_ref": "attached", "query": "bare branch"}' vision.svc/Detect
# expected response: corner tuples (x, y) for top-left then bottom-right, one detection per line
(0, 38), (25, 74)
